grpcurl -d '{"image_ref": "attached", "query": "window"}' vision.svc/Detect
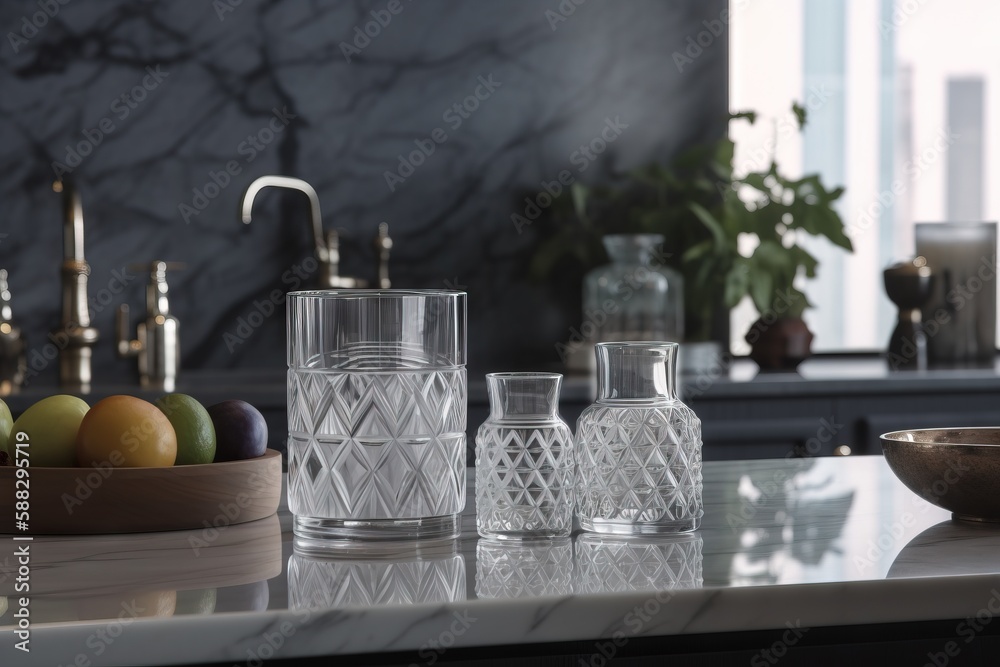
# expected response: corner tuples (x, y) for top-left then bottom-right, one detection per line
(729, 0), (998, 354)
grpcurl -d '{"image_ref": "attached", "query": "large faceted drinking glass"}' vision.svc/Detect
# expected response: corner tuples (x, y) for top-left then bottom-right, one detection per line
(287, 290), (467, 550)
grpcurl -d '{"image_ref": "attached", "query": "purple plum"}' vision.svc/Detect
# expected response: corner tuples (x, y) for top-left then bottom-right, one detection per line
(208, 400), (268, 462)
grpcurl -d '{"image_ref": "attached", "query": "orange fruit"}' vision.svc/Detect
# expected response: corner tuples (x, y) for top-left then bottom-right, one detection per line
(76, 395), (177, 467)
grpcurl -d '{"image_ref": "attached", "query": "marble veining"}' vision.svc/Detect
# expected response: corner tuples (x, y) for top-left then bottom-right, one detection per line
(5, 457), (1000, 665)
(0, 0), (728, 384)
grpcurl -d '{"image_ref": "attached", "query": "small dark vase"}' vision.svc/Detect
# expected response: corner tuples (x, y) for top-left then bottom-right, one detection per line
(746, 317), (814, 371)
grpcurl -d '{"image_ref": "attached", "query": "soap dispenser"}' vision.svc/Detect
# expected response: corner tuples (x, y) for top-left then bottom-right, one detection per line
(116, 261), (182, 391)
(0, 269), (27, 394)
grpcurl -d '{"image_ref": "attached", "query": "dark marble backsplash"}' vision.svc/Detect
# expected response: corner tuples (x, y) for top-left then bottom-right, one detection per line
(0, 0), (727, 385)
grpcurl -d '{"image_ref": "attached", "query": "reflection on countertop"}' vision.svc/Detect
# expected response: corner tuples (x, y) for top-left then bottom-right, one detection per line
(9, 456), (1000, 666)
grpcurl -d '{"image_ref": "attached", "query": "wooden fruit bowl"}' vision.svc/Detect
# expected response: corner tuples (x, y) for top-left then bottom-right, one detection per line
(0, 449), (282, 535)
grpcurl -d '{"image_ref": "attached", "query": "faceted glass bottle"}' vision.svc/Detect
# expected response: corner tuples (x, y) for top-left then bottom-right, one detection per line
(582, 234), (684, 343)
(475, 373), (575, 540)
(576, 342), (703, 534)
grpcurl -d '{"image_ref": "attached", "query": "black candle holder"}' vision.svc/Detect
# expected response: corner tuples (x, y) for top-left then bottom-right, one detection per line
(883, 257), (934, 371)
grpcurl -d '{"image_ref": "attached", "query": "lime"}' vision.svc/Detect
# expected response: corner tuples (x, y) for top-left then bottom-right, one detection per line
(0, 398), (12, 456)
(155, 394), (216, 465)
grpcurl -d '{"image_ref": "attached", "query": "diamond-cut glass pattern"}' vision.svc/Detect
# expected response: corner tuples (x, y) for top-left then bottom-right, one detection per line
(288, 368), (466, 520)
(575, 534), (703, 593)
(475, 420), (574, 537)
(576, 403), (703, 530)
(475, 538), (573, 599)
(288, 552), (465, 608)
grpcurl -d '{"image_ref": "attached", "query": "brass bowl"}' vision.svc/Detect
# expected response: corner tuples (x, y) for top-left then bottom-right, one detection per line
(881, 428), (1000, 523)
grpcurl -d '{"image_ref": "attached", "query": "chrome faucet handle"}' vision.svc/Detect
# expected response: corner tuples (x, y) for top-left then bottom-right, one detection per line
(116, 304), (142, 359)
(117, 260), (182, 391)
(52, 179), (99, 392)
(323, 227), (367, 288)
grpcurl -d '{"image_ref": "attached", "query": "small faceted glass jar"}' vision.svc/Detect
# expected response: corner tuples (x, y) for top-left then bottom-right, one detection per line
(582, 234), (684, 343)
(576, 342), (703, 534)
(475, 373), (574, 540)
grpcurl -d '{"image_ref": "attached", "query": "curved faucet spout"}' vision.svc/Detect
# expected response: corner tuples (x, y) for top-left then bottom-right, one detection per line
(240, 176), (328, 263)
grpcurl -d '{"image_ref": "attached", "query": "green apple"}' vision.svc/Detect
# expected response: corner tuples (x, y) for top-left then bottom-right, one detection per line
(11, 395), (89, 467)
(0, 398), (11, 456)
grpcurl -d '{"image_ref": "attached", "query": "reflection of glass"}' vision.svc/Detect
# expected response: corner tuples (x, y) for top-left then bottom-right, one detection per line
(286, 290), (467, 547)
(287, 541), (466, 608)
(576, 342), (703, 534)
(475, 373), (574, 540)
(574, 533), (703, 594)
(475, 538), (573, 599)
(583, 234), (684, 342)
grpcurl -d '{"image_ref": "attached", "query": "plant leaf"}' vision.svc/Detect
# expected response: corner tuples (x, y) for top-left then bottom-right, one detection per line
(689, 202), (728, 249)
(792, 101), (807, 129)
(724, 261), (749, 308)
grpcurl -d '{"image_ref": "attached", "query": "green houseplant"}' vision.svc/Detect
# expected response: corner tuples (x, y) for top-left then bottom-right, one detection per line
(529, 104), (853, 369)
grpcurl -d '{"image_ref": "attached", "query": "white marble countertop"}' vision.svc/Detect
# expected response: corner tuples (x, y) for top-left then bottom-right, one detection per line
(3, 455), (999, 666)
